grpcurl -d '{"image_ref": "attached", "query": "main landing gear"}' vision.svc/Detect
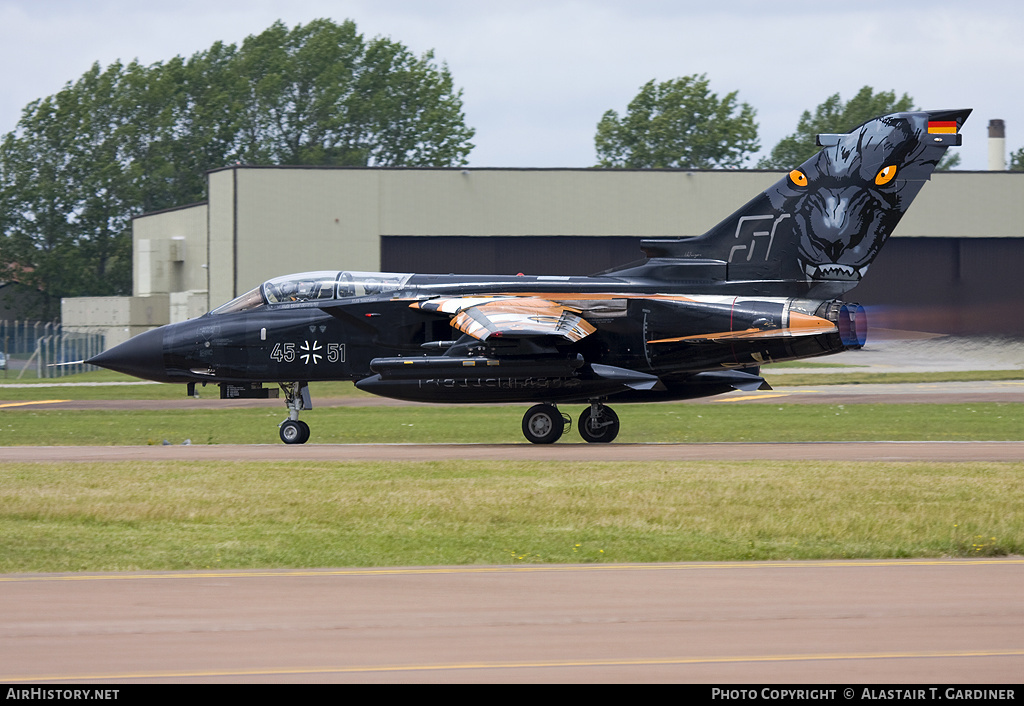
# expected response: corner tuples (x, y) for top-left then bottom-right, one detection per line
(521, 401), (620, 444)
(579, 402), (620, 443)
(278, 381), (312, 444)
(521, 404), (572, 444)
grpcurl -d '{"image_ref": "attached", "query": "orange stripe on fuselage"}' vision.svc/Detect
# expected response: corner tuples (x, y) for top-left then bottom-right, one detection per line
(647, 311), (836, 344)
(788, 311), (837, 331)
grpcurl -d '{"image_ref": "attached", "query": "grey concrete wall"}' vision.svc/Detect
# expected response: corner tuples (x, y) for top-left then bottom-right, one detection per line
(133, 203), (208, 297)
(61, 295), (170, 348)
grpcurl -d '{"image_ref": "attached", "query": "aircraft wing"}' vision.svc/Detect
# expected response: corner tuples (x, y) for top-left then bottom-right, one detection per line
(412, 296), (596, 342)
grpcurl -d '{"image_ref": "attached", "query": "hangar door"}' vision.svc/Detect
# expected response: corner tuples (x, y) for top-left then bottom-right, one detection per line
(381, 236), (643, 277)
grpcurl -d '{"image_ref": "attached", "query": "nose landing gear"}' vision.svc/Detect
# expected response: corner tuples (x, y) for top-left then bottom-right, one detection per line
(279, 381), (312, 444)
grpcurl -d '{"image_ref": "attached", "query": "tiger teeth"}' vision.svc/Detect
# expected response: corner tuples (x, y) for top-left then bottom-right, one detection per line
(804, 263), (869, 280)
(820, 265), (856, 277)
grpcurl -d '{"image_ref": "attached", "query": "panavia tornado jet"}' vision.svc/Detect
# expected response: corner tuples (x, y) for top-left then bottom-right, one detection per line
(89, 109), (969, 444)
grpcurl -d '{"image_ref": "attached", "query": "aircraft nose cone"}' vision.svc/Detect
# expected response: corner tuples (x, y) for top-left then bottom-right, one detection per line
(87, 327), (169, 382)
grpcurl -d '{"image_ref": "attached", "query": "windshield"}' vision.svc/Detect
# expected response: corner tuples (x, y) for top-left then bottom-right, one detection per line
(209, 270), (413, 315)
(208, 286), (264, 316)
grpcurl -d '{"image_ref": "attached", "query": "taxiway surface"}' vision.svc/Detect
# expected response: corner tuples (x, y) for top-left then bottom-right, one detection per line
(1, 440), (1023, 463)
(1, 560), (1021, 683)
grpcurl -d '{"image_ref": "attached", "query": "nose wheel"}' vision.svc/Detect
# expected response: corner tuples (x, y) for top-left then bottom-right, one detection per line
(280, 419), (311, 444)
(278, 381), (312, 444)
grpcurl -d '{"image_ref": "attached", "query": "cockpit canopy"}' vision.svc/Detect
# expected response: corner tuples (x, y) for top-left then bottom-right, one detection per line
(209, 271), (413, 315)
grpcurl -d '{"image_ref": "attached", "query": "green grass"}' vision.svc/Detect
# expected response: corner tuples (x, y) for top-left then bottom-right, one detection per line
(0, 460), (1019, 572)
(1, 403), (1022, 445)
(0, 375), (371, 401)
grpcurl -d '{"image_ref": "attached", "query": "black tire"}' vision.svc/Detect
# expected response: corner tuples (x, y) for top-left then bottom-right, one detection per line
(579, 406), (619, 443)
(522, 404), (564, 444)
(280, 419), (310, 444)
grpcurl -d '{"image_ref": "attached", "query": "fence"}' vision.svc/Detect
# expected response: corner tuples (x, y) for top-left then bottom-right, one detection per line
(0, 320), (105, 379)
(33, 331), (105, 378)
(0, 320), (60, 356)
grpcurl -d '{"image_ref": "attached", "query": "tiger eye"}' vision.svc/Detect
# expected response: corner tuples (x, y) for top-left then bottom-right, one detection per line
(875, 165), (897, 186)
(789, 169), (808, 187)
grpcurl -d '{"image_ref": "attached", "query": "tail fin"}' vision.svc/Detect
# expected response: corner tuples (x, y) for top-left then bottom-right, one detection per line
(641, 109), (971, 296)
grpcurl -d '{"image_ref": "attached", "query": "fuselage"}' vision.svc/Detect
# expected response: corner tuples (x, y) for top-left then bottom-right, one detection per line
(90, 268), (864, 405)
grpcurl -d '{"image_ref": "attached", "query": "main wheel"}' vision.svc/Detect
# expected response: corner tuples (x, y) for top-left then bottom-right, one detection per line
(522, 404), (564, 444)
(280, 419), (310, 444)
(579, 406), (619, 443)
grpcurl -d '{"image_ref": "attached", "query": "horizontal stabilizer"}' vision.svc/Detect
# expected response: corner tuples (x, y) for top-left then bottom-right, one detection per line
(591, 363), (665, 391)
(692, 370), (772, 392)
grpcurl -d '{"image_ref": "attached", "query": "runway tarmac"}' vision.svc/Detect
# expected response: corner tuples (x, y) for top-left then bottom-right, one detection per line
(1, 559), (1021, 683)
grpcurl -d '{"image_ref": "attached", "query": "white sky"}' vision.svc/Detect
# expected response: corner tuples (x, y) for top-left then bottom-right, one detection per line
(0, 0), (1020, 170)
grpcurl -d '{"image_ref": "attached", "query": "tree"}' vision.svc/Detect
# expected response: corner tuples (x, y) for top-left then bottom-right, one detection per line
(758, 87), (926, 169)
(595, 74), (759, 169)
(0, 61), (138, 316)
(1010, 147), (1024, 171)
(0, 18), (476, 317)
(230, 20), (474, 166)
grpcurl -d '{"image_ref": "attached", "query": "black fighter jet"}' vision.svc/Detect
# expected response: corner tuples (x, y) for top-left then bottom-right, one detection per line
(89, 109), (969, 444)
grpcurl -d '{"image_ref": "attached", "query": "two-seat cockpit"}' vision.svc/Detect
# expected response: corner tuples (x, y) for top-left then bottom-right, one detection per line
(209, 271), (413, 316)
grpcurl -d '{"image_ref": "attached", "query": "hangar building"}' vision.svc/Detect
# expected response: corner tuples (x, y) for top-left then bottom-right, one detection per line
(63, 166), (1024, 347)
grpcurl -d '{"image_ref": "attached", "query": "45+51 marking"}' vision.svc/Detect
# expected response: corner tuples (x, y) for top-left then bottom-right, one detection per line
(270, 341), (346, 365)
